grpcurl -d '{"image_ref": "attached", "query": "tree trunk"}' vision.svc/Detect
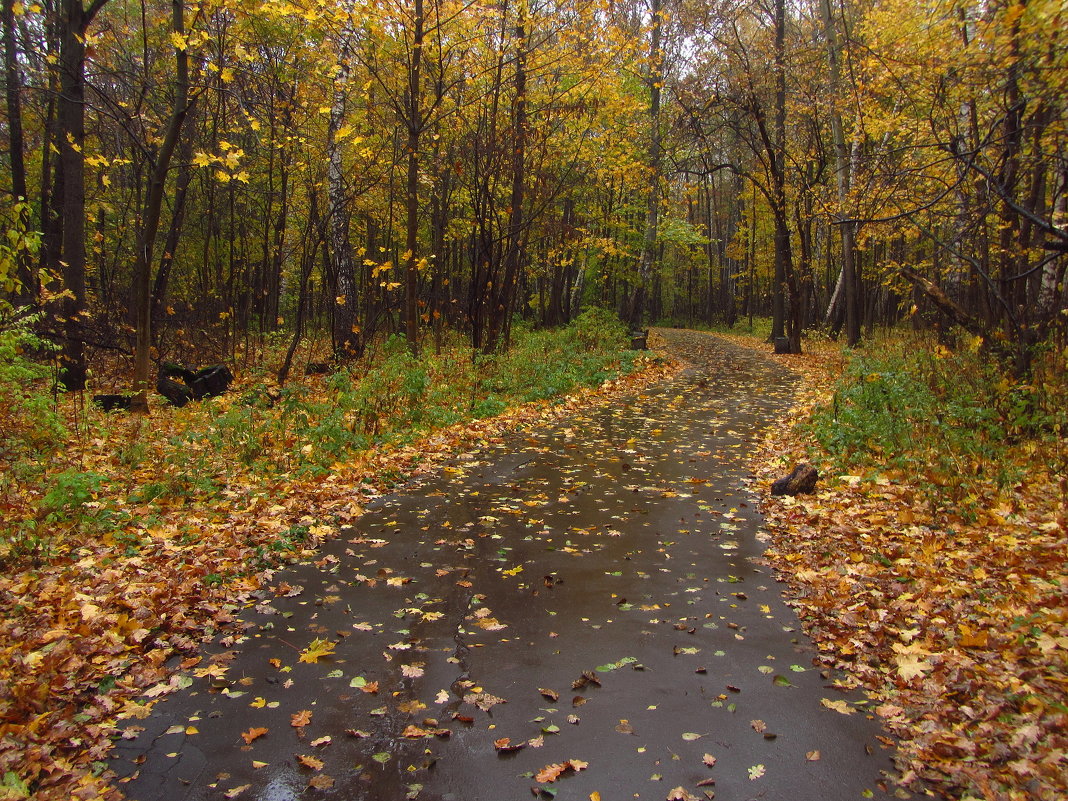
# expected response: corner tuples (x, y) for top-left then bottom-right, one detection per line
(56, 0), (109, 391)
(403, 0), (425, 354)
(820, 0), (860, 346)
(768, 0), (788, 347)
(627, 0), (662, 328)
(484, 12), (527, 353)
(130, 0), (191, 413)
(328, 56), (360, 359)
(3, 0), (31, 302)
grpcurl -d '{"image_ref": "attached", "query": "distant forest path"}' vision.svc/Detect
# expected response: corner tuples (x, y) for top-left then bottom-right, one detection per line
(112, 329), (896, 801)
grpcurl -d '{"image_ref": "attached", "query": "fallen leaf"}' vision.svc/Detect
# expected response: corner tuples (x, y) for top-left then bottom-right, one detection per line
(494, 737), (525, 753)
(298, 638), (336, 663)
(535, 759), (589, 783)
(291, 709), (313, 727)
(297, 754), (324, 770)
(464, 691), (506, 711)
(308, 774), (335, 789)
(820, 698), (855, 715)
(241, 727), (268, 744)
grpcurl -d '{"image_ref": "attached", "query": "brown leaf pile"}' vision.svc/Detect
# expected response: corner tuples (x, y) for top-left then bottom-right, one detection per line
(0, 353), (678, 801)
(722, 333), (1068, 800)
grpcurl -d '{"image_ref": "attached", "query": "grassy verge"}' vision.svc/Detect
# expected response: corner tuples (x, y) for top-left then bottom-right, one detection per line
(0, 308), (675, 801)
(723, 328), (1067, 799)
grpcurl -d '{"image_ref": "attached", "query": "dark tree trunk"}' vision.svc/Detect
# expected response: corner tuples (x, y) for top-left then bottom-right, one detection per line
(130, 0), (191, 412)
(3, 0), (31, 302)
(56, 0), (110, 391)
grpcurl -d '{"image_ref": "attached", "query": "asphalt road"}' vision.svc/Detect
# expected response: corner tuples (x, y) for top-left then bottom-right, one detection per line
(111, 329), (897, 801)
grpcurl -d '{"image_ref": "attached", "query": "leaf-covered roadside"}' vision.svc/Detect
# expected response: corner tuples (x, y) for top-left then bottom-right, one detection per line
(726, 333), (1067, 800)
(0, 339), (676, 801)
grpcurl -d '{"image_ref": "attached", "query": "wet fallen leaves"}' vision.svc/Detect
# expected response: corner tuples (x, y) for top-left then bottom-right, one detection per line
(723, 333), (1068, 800)
(534, 758), (588, 783)
(0, 354), (675, 801)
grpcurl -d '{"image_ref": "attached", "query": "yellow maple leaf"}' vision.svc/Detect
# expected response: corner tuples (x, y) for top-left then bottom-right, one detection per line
(894, 652), (933, 680)
(298, 638), (336, 664)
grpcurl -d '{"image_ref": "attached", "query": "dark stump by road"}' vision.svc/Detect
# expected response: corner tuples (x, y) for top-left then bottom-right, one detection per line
(111, 329), (896, 801)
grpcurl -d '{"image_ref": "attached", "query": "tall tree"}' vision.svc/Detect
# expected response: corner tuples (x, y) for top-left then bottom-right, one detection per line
(819, 0), (860, 346)
(2, 0), (31, 302)
(130, 0), (194, 412)
(55, 0), (110, 390)
(627, 0), (664, 328)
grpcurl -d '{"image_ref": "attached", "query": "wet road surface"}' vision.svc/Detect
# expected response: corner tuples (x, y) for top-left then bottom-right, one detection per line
(111, 330), (896, 801)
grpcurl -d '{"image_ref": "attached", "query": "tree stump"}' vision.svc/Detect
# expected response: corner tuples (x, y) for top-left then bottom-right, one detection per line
(771, 464), (819, 495)
(773, 337), (790, 354)
(189, 365), (234, 399)
(160, 362), (197, 384)
(157, 378), (193, 408)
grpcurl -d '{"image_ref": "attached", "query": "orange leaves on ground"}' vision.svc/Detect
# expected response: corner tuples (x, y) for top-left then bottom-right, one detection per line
(241, 727), (268, 744)
(290, 709), (313, 728)
(296, 754), (324, 770)
(535, 758), (588, 783)
(402, 724), (450, 739)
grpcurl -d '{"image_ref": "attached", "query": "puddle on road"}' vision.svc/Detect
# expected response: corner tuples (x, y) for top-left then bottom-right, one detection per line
(111, 330), (896, 801)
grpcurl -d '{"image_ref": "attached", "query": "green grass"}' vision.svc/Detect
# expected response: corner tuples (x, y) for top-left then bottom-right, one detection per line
(806, 331), (1067, 512)
(0, 309), (652, 565)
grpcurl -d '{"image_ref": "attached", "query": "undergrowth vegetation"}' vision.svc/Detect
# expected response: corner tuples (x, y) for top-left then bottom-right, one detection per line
(0, 307), (637, 566)
(807, 331), (1068, 513)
